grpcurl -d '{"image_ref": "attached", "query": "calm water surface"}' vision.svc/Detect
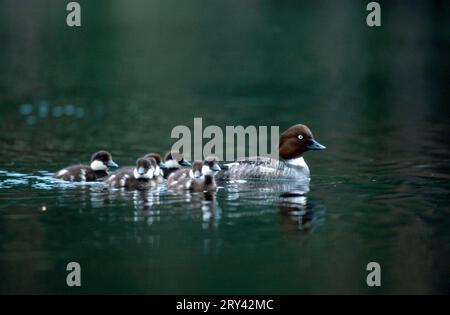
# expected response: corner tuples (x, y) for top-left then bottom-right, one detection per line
(0, 0), (449, 294)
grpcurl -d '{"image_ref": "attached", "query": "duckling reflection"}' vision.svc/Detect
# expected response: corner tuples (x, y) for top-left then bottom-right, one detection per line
(278, 193), (326, 233)
(92, 185), (163, 224)
(132, 190), (162, 224)
(89, 184), (132, 207)
(132, 190), (161, 210)
(89, 185), (111, 208)
(201, 192), (222, 229)
(176, 190), (221, 229)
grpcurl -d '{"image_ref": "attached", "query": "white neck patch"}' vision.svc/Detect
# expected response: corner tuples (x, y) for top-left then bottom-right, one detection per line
(91, 160), (107, 171)
(202, 165), (213, 176)
(286, 157), (309, 173)
(134, 168), (154, 180)
(286, 157), (307, 167)
(164, 159), (180, 169)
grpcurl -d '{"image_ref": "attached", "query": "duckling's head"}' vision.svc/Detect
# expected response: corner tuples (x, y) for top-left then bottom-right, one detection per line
(142, 153), (162, 166)
(202, 156), (221, 176)
(142, 153), (163, 176)
(189, 161), (204, 178)
(90, 150), (118, 171)
(133, 157), (157, 180)
(164, 151), (191, 169)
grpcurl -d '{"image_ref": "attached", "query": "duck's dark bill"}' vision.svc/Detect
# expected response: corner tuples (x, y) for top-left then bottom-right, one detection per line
(307, 139), (326, 150)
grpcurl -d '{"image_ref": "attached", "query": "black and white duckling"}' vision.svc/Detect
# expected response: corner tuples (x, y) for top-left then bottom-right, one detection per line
(104, 157), (162, 189)
(167, 160), (203, 185)
(54, 150), (118, 182)
(142, 153), (164, 177)
(142, 153), (162, 166)
(167, 156), (221, 192)
(162, 151), (191, 179)
(118, 152), (164, 177)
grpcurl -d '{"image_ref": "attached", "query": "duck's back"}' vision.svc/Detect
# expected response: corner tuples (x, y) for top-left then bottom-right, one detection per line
(54, 165), (106, 181)
(217, 157), (310, 180)
(167, 170), (193, 190)
(105, 169), (160, 189)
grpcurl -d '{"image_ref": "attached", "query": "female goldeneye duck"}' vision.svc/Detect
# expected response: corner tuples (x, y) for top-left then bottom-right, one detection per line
(218, 124), (325, 180)
(168, 156), (221, 192)
(162, 151), (191, 179)
(54, 150), (118, 182)
(104, 157), (161, 189)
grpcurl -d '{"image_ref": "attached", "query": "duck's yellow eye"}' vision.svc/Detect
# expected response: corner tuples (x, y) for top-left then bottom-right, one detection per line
(298, 134), (304, 140)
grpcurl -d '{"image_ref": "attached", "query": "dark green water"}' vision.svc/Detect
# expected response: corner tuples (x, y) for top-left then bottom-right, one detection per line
(0, 0), (449, 294)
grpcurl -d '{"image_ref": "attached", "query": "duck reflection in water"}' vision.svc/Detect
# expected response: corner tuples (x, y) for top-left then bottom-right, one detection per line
(278, 192), (326, 233)
(224, 178), (324, 232)
(88, 168), (322, 231)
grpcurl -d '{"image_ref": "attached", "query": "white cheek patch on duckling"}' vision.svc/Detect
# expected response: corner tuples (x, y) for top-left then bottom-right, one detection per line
(164, 159), (180, 169)
(90, 160), (107, 171)
(202, 165), (213, 176)
(57, 169), (68, 177)
(189, 170), (202, 178)
(155, 166), (162, 177)
(133, 168), (154, 180)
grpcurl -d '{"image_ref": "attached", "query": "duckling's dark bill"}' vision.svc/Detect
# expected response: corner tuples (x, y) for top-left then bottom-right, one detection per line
(107, 160), (119, 168)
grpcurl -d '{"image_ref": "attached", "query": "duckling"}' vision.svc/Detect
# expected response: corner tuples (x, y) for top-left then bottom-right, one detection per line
(168, 156), (221, 192)
(118, 152), (164, 177)
(142, 153), (164, 177)
(167, 160), (203, 187)
(54, 150), (118, 182)
(104, 157), (161, 189)
(142, 153), (162, 166)
(162, 151), (191, 179)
